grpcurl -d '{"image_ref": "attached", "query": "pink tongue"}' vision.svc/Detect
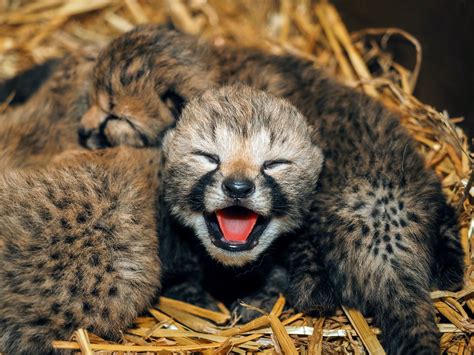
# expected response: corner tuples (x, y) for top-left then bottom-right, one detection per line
(216, 208), (258, 243)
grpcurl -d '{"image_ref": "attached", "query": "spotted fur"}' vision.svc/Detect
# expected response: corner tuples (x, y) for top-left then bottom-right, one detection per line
(0, 25), (465, 354)
(0, 49), (97, 170)
(0, 147), (161, 354)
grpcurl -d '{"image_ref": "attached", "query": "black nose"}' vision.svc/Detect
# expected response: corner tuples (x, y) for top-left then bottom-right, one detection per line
(222, 178), (255, 198)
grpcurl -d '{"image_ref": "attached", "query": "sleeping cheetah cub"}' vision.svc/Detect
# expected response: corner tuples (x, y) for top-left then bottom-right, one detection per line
(78, 26), (464, 354)
(0, 147), (161, 354)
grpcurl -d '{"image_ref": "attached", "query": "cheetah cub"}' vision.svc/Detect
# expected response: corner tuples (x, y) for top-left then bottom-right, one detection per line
(159, 85), (323, 318)
(0, 147), (161, 354)
(82, 27), (464, 354)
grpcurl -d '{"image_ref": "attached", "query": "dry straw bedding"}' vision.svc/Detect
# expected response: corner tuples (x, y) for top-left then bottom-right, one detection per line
(0, 0), (473, 353)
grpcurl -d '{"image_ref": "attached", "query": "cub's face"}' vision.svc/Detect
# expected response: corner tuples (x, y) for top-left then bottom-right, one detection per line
(163, 86), (323, 266)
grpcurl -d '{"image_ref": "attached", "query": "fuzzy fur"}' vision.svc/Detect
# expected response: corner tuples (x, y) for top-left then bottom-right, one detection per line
(0, 147), (161, 354)
(0, 25), (465, 354)
(75, 26), (464, 353)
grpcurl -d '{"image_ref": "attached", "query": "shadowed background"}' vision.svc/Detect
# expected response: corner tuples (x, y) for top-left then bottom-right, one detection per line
(334, 0), (474, 139)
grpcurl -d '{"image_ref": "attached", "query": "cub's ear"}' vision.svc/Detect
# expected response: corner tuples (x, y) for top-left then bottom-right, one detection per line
(161, 128), (176, 157)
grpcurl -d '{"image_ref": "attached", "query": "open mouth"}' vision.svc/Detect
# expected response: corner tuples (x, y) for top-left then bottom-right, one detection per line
(205, 206), (270, 252)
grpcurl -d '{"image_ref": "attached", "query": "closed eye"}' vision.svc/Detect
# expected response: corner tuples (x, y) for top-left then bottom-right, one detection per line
(192, 150), (220, 165)
(263, 159), (292, 170)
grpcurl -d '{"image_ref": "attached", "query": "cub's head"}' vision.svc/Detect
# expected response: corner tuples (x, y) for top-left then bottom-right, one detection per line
(163, 86), (323, 266)
(78, 25), (214, 149)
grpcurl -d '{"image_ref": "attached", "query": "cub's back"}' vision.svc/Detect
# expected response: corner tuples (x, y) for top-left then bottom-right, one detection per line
(0, 147), (161, 354)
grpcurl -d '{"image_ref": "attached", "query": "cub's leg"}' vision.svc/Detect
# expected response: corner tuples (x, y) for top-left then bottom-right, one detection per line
(231, 265), (289, 323)
(286, 233), (339, 317)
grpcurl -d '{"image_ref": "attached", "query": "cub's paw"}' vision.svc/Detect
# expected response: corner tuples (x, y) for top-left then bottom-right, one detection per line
(231, 293), (280, 323)
(287, 274), (338, 316)
(161, 283), (220, 311)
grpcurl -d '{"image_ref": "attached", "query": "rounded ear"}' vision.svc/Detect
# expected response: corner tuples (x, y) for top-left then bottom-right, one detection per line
(161, 128), (176, 157)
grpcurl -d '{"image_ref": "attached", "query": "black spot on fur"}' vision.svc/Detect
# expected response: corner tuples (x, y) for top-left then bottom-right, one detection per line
(54, 198), (72, 210)
(108, 286), (118, 297)
(383, 234), (390, 242)
(395, 242), (409, 252)
(67, 282), (78, 297)
(89, 253), (100, 266)
(400, 219), (408, 228)
(60, 218), (71, 230)
(64, 235), (75, 244)
(386, 244), (394, 254)
(50, 252), (60, 260)
(82, 302), (92, 313)
(361, 224), (370, 237)
(347, 223), (355, 233)
(76, 212), (89, 224)
(371, 208), (380, 218)
(32, 317), (50, 326)
(51, 302), (61, 314)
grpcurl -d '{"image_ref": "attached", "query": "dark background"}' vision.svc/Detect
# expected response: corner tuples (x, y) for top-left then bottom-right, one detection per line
(333, 0), (473, 140)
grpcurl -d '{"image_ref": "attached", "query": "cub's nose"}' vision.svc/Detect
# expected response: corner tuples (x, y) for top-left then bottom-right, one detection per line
(222, 178), (255, 198)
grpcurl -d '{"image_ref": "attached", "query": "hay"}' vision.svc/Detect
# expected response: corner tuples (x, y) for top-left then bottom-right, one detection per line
(0, 0), (472, 353)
